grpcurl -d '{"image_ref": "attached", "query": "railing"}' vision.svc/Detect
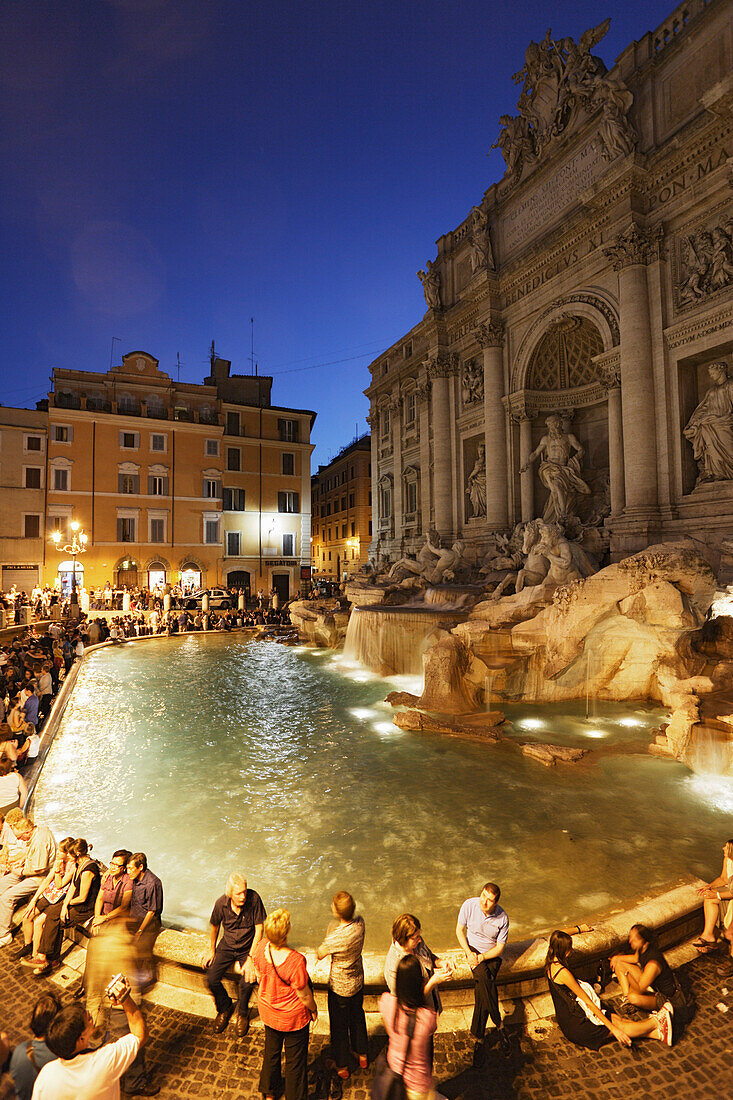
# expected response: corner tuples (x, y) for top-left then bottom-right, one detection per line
(55, 394), (81, 409)
(146, 407), (168, 420)
(652, 0), (709, 54)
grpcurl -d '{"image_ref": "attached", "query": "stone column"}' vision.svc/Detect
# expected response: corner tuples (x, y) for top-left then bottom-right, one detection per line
(604, 224), (662, 513)
(391, 395), (403, 543)
(417, 379), (431, 535)
(475, 320), (508, 529)
(427, 353), (458, 538)
(367, 406), (379, 555)
(518, 415), (535, 522)
(603, 362), (625, 516)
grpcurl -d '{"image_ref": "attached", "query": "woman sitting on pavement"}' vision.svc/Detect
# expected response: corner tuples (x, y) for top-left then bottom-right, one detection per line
(18, 837), (75, 963)
(384, 914), (453, 1014)
(546, 929), (673, 1048)
(693, 839), (733, 969)
(252, 907), (318, 1100)
(610, 924), (684, 1019)
(379, 954), (441, 1100)
(316, 889), (368, 1080)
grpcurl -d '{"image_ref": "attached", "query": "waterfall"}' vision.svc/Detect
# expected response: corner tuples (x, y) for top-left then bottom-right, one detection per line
(687, 724), (733, 777)
(343, 605), (467, 677)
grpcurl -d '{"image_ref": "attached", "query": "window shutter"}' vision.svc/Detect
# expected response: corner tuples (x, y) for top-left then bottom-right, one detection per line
(118, 474), (125, 493)
(147, 475), (155, 494)
(117, 518), (124, 541)
(278, 491), (285, 513)
(293, 492), (300, 512)
(162, 477), (169, 496)
(132, 475), (139, 494)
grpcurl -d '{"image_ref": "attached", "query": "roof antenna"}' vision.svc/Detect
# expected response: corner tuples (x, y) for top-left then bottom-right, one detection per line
(250, 317), (255, 375)
(176, 352), (181, 382)
(210, 340), (216, 370)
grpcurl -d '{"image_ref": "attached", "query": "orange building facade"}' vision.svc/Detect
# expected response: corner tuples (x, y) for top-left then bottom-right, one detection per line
(44, 350), (315, 601)
(311, 434), (371, 581)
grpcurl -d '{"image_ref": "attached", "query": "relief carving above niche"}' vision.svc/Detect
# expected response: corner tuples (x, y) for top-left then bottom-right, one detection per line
(461, 357), (484, 407)
(674, 210), (733, 311)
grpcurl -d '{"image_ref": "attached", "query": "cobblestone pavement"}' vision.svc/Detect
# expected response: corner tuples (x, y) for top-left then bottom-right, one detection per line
(1, 946), (732, 1098)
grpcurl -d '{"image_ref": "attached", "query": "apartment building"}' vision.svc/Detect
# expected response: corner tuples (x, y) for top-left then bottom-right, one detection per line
(43, 349), (315, 600)
(311, 434), (371, 581)
(0, 408), (47, 593)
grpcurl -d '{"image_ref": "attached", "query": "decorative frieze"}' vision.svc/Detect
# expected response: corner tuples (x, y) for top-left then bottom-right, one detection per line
(674, 209), (733, 310)
(665, 301), (733, 350)
(474, 320), (505, 348)
(426, 352), (460, 380)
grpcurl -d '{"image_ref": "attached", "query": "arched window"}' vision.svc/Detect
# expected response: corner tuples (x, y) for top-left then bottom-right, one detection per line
(527, 317), (604, 391)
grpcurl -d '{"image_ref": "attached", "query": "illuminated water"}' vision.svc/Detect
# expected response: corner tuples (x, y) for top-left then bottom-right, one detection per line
(32, 635), (733, 950)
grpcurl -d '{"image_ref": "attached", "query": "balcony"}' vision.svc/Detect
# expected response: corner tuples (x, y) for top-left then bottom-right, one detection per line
(116, 402), (142, 417)
(145, 406), (168, 420)
(55, 393), (81, 410)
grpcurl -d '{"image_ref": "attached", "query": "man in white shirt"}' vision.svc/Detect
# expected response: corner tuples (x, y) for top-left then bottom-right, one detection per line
(32, 979), (157, 1099)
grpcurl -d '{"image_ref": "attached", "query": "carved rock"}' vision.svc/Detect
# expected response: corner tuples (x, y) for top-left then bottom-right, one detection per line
(393, 709), (502, 741)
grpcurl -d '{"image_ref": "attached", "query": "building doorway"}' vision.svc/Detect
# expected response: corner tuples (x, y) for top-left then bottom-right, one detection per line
(147, 563), (166, 592)
(180, 564), (201, 594)
(272, 573), (290, 604)
(227, 570), (251, 597)
(57, 560), (84, 597)
(116, 560), (138, 588)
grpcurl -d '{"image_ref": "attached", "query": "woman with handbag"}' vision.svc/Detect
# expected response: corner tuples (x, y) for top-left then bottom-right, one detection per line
(316, 890), (368, 1080)
(546, 930), (673, 1049)
(251, 907), (318, 1100)
(376, 955), (441, 1100)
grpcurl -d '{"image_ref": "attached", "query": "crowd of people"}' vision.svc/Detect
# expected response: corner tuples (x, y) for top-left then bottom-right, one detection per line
(0, 833), (728, 1100)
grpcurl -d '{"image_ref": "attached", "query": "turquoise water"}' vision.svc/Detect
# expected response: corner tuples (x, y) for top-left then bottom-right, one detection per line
(32, 635), (733, 950)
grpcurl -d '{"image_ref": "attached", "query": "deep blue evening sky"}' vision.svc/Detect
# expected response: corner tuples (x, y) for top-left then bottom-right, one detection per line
(2, 0), (674, 465)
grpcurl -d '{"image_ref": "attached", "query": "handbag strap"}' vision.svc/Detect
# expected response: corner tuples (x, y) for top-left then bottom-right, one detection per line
(266, 942), (293, 986)
(393, 1002), (417, 1077)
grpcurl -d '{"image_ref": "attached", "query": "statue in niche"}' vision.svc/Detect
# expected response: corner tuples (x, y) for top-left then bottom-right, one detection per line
(468, 208), (495, 272)
(387, 528), (441, 582)
(465, 441), (487, 519)
(593, 77), (637, 161)
(520, 413), (591, 522)
(462, 358), (484, 406)
(683, 361), (733, 483)
(417, 260), (441, 310)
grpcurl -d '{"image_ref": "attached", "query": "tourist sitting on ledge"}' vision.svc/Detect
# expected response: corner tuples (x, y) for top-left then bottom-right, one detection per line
(17, 836), (75, 966)
(201, 872), (266, 1037)
(610, 923), (689, 1029)
(694, 838), (733, 976)
(0, 757), (27, 818)
(385, 913), (453, 1020)
(546, 929), (673, 1048)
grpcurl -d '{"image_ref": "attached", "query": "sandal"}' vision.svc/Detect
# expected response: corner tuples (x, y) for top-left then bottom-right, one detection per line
(692, 938), (717, 952)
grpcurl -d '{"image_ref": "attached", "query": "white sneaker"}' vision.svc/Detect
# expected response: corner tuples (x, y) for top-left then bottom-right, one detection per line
(656, 1001), (674, 1046)
(0, 934), (13, 949)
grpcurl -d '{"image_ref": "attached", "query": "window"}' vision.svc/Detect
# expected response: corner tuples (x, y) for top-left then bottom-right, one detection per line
(204, 518), (220, 544)
(368, 491), (372, 505)
(282, 533), (295, 556)
(341, 524), (347, 538)
(403, 342), (412, 358)
(226, 411), (240, 436)
(278, 418), (298, 442)
(226, 531), (241, 556)
(223, 487), (246, 511)
(205, 439), (220, 457)
(25, 467), (42, 489)
(119, 431), (139, 449)
(227, 447), (241, 472)
(278, 491), (299, 513)
(47, 515), (68, 539)
(52, 425), (73, 443)
(147, 475), (168, 496)
(341, 497), (346, 511)
(350, 522), (355, 537)
(204, 478), (221, 499)
(405, 392), (416, 425)
(282, 452), (294, 475)
(25, 435), (42, 452)
(381, 409), (390, 438)
(382, 486), (392, 517)
(349, 493), (355, 508)
(406, 480), (418, 514)
(151, 434), (166, 452)
(149, 518), (165, 543)
(328, 551), (332, 561)
(368, 520), (372, 535)
(24, 515), (40, 538)
(53, 468), (69, 491)
(326, 502), (331, 516)
(118, 473), (139, 494)
(117, 517), (136, 542)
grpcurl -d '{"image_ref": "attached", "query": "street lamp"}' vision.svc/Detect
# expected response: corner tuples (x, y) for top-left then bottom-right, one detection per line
(51, 521), (88, 614)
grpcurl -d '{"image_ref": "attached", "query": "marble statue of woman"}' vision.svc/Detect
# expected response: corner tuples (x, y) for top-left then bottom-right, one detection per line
(684, 361), (733, 482)
(466, 442), (487, 518)
(417, 260), (441, 310)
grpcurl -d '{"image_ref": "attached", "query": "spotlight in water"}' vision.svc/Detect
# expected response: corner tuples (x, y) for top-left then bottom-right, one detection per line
(619, 717), (643, 728)
(373, 720), (396, 734)
(519, 718), (544, 731)
(349, 708), (376, 721)
(585, 728), (607, 739)
(350, 674), (371, 683)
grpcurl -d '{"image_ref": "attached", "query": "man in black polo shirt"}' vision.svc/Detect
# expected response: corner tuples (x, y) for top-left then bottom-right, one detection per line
(201, 872), (266, 1036)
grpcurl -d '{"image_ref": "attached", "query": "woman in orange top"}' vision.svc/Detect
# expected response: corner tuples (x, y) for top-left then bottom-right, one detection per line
(251, 908), (318, 1100)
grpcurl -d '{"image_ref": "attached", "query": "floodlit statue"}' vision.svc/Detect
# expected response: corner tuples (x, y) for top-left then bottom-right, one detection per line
(593, 77), (637, 160)
(417, 260), (441, 310)
(520, 413), (591, 522)
(427, 540), (466, 586)
(387, 528), (441, 581)
(683, 361), (733, 482)
(466, 442), (487, 518)
(535, 519), (584, 586)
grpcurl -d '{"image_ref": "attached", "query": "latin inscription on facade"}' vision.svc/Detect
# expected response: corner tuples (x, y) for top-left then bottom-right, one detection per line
(501, 140), (607, 255)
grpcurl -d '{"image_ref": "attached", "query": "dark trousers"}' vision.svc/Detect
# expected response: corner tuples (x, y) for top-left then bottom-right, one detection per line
(40, 902), (94, 960)
(327, 987), (368, 1068)
(259, 1023), (309, 1100)
(205, 943), (255, 1015)
(109, 1005), (152, 1091)
(469, 948), (502, 1037)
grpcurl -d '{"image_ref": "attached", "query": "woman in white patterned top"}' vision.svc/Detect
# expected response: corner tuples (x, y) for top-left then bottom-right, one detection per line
(316, 890), (367, 1079)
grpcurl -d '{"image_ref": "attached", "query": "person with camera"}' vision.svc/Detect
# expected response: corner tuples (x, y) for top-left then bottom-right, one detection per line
(31, 974), (159, 1098)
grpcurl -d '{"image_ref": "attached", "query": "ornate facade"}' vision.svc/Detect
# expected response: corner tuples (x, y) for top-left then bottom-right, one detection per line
(366, 0), (733, 569)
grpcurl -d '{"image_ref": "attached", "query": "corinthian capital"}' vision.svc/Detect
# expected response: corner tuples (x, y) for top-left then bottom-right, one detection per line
(426, 352), (459, 380)
(474, 320), (505, 348)
(603, 223), (664, 271)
